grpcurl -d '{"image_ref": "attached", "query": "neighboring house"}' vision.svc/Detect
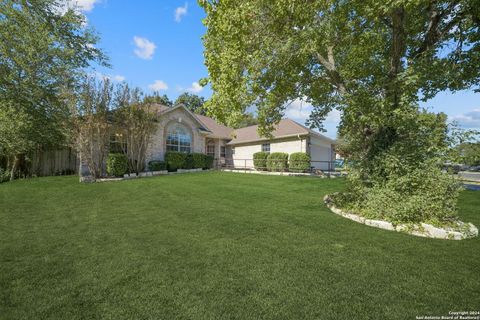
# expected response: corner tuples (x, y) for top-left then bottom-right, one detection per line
(145, 104), (336, 170)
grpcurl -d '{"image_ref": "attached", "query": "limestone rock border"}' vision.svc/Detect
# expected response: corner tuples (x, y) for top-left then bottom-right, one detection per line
(323, 194), (478, 240)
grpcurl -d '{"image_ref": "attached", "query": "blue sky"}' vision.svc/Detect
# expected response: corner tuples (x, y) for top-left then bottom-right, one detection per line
(76, 0), (479, 139)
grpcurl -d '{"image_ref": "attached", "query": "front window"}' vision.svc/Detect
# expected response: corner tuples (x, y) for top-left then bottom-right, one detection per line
(166, 123), (192, 153)
(262, 143), (270, 153)
(110, 132), (126, 153)
(220, 146), (226, 158)
(206, 141), (215, 157)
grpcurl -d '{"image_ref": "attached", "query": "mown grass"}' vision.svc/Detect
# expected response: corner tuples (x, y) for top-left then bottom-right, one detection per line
(0, 172), (479, 319)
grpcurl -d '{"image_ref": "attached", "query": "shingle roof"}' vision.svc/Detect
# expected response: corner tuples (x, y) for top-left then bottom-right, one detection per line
(228, 119), (335, 145)
(147, 104), (334, 144)
(149, 103), (233, 139)
(194, 114), (234, 139)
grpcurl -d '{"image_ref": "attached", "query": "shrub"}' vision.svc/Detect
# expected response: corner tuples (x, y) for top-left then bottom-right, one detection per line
(289, 152), (310, 173)
(165, 152), (187, 172)
(106, 153), (128, 177)
(336, 161), (462, 225)
(0, 167), (10, 183)
(192, 153), (206, 169)
(204, 155), (214, 169)
(148, 160), (166, 171)
(184, 153), (194, 169)
(266, 152), (289, 172)
(253, 151), (269, 171)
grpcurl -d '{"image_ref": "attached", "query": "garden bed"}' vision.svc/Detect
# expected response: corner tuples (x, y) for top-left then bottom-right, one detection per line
(323, 194), (478, 240)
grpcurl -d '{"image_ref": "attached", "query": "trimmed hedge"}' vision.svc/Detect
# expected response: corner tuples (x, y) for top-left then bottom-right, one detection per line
(148, 160), (166, 171)
(266, 152), (289, 172)
(192, 153), (205, 169)
(106, 153), (128, 177)
(165, 152), (187, 172)
(164, 152), (213, 171)
(289, 152), (311, 173)
(253, 151), (269, 171)
(204, 155), (214, 169)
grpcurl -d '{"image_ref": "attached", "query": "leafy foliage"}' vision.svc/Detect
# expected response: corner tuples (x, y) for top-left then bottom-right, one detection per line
(455, 142), (480, 166)
(165, 152), (187, 172)
(73, 77), (113, 179)
(143, 93), (173, 106)
(175, 93), (206, 115)
(148, 160), (167, 171)
(200, 0), (480, 223)
(114, 84), (157, 174)
(253, 152), (269, 171)
(106, 153), (128, 177)
(289, 152), (311, 173)
(266, 153), (289, 172)
(0, 0), (107, 180)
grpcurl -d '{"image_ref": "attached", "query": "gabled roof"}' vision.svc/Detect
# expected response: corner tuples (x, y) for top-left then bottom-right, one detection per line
(194, 114), (234, 139)
(149, 103), (233, 139)
(148, 104), (334, 144)
(228, 119), (335, 145)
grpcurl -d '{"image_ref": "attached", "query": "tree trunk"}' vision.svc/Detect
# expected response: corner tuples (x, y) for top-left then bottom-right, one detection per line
(10, 154), (19, 181)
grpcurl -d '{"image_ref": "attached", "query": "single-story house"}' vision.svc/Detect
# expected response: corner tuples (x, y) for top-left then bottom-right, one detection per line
(145, 104), (336, 171)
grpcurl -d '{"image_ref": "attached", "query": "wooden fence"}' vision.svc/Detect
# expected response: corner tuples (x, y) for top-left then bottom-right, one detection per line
(31, 148), (79, 176)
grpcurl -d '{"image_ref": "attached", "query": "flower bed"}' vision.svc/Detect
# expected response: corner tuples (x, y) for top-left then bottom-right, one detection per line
(323, 194), (478, 240)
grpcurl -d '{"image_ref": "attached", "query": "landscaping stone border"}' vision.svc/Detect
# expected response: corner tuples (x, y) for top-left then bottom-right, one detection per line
(94, 169), (209, 182)
(323, 194), (478, 240)
(221, 168), (344, 178)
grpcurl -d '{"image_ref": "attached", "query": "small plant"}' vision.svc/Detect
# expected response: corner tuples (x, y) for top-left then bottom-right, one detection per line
(289, 152), (310, 173)
(165, 152), (187, 172)
(106, 153), (128, 177)
(253, 152), (269, 171)
(266, 152), (289, 172)
(148, 160), (166, 171)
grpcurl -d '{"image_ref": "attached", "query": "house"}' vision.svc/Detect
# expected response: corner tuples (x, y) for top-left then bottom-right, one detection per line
(145, 104), (336, 171)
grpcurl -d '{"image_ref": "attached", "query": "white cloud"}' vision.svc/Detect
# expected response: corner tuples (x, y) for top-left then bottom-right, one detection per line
(92, 72), (125, 82)
(148, 80), (169, 91)
(285, 98), (312, 120)
(174, 3), (188, 22)
(111, 75), (126, 82)
(450, 108), (480, 128)
(133, 36), (156, 60)
(187, 82), (203, 93)
(56, 0), (100, 15)
(71, 0), (100, 12)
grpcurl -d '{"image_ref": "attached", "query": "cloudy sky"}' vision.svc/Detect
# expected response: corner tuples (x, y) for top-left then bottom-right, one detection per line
(77, 0), (479, 139)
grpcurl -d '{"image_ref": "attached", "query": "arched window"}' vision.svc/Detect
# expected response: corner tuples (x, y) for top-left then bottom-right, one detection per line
(166, 123), (192, 153)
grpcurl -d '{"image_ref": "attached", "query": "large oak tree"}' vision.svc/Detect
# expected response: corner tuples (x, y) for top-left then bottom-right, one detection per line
(200, 0), (480, 223)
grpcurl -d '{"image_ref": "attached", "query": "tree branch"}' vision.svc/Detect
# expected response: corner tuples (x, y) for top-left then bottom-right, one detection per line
(316, 47), (348, 96)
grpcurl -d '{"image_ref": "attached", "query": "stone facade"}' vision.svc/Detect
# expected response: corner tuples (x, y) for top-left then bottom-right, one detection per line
(145, 107), (210, 164)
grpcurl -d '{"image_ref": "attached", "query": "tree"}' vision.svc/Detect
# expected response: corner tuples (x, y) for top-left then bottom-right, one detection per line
(174, 92), (206, 115)
(144, 92), (173, 106)
(233, 113), (258, 128)
(0, 0), (107, 180)
(114, 84), (157, 174)
(200, 0), (480, 224)
(73, 77), (113, 180)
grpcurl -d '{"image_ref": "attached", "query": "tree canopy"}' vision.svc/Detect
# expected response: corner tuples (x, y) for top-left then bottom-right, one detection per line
(175, 92), (206, 115)
(0, 0), (107, 178)
(200, 0), (479, 133)
(200, 0), (480, 224)
(144, 92), (173, 106)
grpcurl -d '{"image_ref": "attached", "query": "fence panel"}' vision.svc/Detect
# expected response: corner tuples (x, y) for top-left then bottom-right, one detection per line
(31, 148), (79, 176)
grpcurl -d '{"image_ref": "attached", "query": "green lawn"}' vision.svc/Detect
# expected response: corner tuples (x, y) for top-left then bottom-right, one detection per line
(1, 172), (479, 319)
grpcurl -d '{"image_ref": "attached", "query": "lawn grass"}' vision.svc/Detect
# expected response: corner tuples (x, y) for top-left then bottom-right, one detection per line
(1, 171), (479, 319)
